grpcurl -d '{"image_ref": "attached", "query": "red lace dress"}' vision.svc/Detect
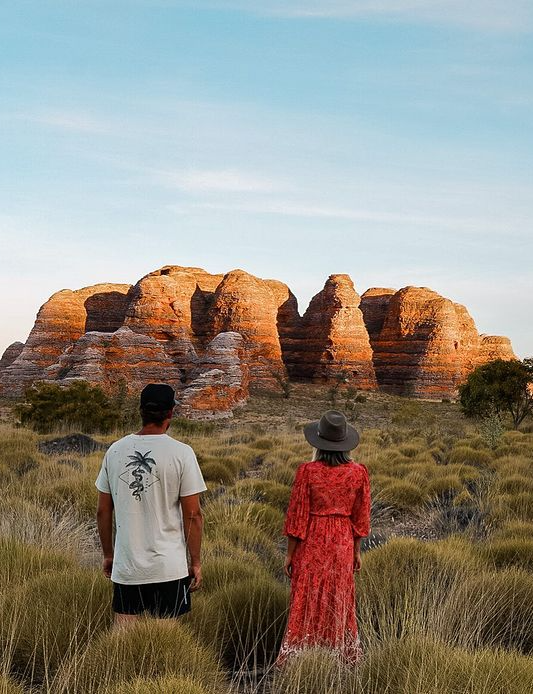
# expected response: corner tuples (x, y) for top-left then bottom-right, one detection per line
(277, 460), (371, 664)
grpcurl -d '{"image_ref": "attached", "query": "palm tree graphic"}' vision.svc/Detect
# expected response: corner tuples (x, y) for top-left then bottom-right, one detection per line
(126, 450), (157, 500)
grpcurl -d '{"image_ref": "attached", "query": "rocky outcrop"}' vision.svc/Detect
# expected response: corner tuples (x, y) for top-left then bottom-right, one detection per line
(0, 266), (517, 406)
(478, 335), (516, 364)
(0, 342), (24, 369)
(0, 284), (131, 396)
(370, 286), (515, 398)
(286, 275), (376, 389)
(208, 270), (286, 386)
(44, 327), (184, 392)
(360, 288), (396, 346)
(177, 332), (249, 419)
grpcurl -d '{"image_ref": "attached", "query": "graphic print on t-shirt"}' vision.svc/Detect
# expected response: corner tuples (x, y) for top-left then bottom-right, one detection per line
(119, 450), (160, 500)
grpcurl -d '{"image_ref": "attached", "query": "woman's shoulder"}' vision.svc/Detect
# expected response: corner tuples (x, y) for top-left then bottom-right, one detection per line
(348, 460), (369, 477)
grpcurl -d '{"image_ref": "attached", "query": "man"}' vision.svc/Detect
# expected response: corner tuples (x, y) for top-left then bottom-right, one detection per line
(95, 383), (206, 628)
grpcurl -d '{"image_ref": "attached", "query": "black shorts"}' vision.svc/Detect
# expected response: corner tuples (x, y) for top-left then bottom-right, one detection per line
(112, 576), (192, 618)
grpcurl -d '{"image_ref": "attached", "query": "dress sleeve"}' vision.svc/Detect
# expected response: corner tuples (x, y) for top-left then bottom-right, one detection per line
(351, 464), (371, 538)
(283, 463), (310, 541)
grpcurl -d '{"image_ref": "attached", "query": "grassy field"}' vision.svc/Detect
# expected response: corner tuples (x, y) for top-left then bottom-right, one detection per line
(1, 386), (533, 693)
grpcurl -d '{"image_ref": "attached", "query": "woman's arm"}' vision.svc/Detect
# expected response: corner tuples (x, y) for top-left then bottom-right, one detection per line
(284, 536), (299, 578)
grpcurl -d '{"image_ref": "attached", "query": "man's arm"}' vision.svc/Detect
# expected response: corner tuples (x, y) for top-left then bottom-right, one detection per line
(96, 491), (114, 578)
(180, 493), (203, 591)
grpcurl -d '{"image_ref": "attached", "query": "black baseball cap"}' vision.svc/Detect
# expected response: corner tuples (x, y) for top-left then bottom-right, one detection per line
(140, 383), (177, 411)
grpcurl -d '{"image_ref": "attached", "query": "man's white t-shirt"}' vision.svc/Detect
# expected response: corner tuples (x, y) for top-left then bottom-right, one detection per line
(95, 433), (207, 585)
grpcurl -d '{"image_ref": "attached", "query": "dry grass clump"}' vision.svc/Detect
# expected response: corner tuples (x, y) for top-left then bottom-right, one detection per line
(492, 491), (533, 522)
(378, 479), (427, 510)
(201, 555), (272, 593)
(497, 474), (533, 495)
(54, 620), (226, 694)
(360, 636), (533, 694)
(190, 575), (288, 668)
(441, 568), (533, 653)
(233, 479), (291, 511)
(448, 446), (493, 468)
(0, 538), (76, 584)
(108, 676), (212, 694)
(0, 675), (25, 694)
(492, 520), (533, 540)
(1, 568), (111, 680)
(480, 538), (533, 571)
(200, 461), (235, 484)
(271, 646), (359, 694)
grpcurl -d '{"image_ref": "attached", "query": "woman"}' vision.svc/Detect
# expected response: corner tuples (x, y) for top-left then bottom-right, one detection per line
(277, 410), (371, 664)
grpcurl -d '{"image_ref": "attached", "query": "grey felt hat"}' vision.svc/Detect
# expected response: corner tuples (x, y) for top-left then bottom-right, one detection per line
(303, 410), (360, 452)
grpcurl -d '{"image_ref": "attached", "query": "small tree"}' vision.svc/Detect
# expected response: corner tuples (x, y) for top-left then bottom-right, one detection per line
(16, 380), (120, 433)
(459, 359), (533, 429)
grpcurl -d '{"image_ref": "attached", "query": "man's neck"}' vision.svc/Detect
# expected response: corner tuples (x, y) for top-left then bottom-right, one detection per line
(136, 423), (169, 436)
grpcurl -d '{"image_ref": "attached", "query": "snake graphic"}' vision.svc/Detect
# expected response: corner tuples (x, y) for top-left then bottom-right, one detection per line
(126, 451), (157, 501)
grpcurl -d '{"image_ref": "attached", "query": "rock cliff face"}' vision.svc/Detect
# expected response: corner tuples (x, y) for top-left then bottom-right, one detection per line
(45, 326), (184, 392)
(177, 332), (249, 419)
(370, 287), (516, 398)
(208, 270), (286, 386)
(0, 284), (131, 396)
(286, 275), (377, 389)
(0, 267), (517, 408)
(0, 342), (24, 370)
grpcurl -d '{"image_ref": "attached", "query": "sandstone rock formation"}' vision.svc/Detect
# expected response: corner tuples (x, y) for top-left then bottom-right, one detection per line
(0, 342), (24, 370)
(44, 326), (184, 392)
(0, 284), (131, 396)
(0, 266), (517, 407)
(177, 332), (249, 420)
(208, 270), (287, 386)
(286, 275), (377, 389)
(370, 286), (515, 398)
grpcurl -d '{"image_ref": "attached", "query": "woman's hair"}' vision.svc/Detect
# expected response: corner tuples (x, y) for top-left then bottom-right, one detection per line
(140, 406), (171, 426)
(312, 448), (353, 467)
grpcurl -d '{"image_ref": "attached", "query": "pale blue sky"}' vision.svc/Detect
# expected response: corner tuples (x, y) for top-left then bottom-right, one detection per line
(0, 1), (531, 357)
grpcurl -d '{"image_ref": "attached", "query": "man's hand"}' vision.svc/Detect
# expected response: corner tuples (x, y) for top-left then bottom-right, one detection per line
(103, 556), (113, 578)
(189, 563), (202, 591)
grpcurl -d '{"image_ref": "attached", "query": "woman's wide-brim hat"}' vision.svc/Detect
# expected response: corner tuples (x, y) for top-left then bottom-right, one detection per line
(304, 410), (360, 452)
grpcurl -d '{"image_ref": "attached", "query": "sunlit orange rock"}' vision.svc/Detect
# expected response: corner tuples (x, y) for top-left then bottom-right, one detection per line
(177, 332), (249, 419)
(0, 284), (131, 396)
(478, 335), (516, 364)
(286, 274), (377, 389)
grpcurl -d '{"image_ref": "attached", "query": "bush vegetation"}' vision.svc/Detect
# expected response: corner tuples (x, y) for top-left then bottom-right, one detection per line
(0, 389), (532, 693)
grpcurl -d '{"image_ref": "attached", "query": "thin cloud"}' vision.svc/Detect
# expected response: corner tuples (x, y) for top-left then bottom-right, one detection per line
(149, 168), (280, 193)
(171, 0), (533, 32)
(9, 110), (110, 134)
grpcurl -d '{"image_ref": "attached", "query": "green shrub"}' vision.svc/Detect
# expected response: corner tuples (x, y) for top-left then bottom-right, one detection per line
(108, 676), (211, 694)
(191, 576), (289, 667)
(60, 620), (225, 694)
(1, 568), (111, 680)
(16, 381), (120, 434)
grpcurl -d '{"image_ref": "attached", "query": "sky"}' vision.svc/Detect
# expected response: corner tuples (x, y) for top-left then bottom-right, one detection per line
(0, 1), (532, 357)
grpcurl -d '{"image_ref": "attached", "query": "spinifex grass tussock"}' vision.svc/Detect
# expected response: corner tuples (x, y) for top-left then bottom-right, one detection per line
(0, 539), (76, 584)
(233, 479), (291, 511)
(378, 479), (427, 510)
(497, 474), (533, 495)
(1, 568), (111, 681)
(360, 636), (533, 694)
(492, 520), (533, 540)
(53, 620), (226, 694)
(479, 538), (533, 571)
(198, 460), (235, 484)
(0, 675), (25, 694)
(0, 496), (95, 557)
(440, 568), (533, 653)
(190, 575), (288, 669)
(492, 491), (533, 522)
(271, 646), (360, 694)
(201, 556), (273, 593)
(449, 446), (493, 468)
(108, 675), (213, 694)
